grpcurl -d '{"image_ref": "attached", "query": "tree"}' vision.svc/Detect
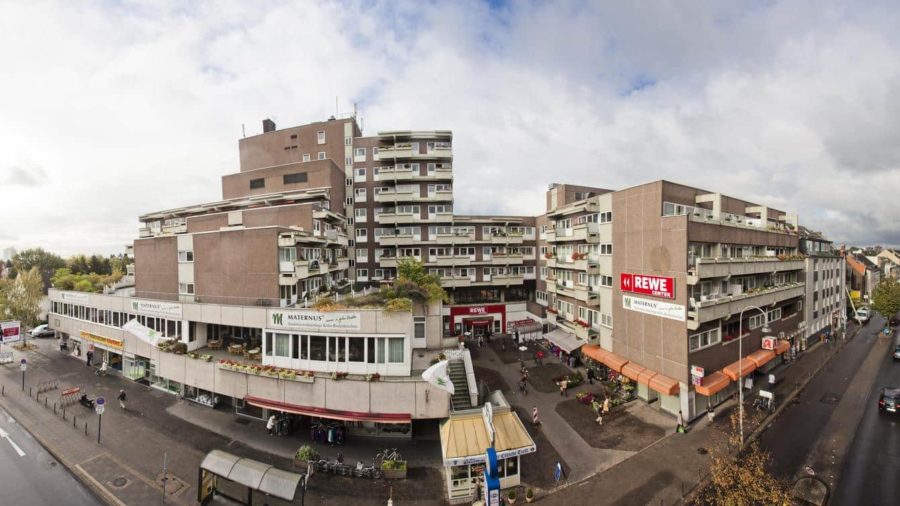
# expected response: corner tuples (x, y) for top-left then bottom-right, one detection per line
(871, 278), (900, 319)
(395, 257), (447, 304)
(0, 266), (45, 327)
(11, 248), (66, 292)
(699, 413), (792, 505)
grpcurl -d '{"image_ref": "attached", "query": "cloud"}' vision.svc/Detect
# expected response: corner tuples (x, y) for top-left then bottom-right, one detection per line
(0, 0), (899, 256)
(0, 163), (46, 187)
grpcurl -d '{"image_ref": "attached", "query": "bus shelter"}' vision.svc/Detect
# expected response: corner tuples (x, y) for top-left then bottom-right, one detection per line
(198, 449), (305, 505)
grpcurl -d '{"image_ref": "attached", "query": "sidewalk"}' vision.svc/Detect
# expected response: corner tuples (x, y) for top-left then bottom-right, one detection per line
(0, 339), (445, 505)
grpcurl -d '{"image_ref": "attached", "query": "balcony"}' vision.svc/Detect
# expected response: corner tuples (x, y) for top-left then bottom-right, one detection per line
(377, 212), (419, 225)
(489, 274), (524, 285)
(377, 233), (417, 246)
(379, 256), (398, 268)
(547, 255), (599, 274)
(489, 233), (524, 245)
(334, 258), (350, 271)
(375, 189), (418, 203)
(687, 212), (796, 235)
(378, 144), (453, 160)
(545, 278), (557, 292)
(419, 190), (454, 202)
(428, 255), (472, 267)
(686, 282), (806, 330)
(424, 212), (454, 223)
(295, 259), (329, 279)
(442, 275), (476, 287)
(687, 257), (805, 284)
(324, 229), (349, 247)
(490, 254), (524, 265)
(434, 233), (474, 244)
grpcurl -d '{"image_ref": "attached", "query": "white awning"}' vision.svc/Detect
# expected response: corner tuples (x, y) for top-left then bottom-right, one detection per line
(544, 328), (585, 353)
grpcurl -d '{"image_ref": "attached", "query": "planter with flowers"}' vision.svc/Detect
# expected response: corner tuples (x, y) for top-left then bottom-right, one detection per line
(331, 371), (349, 381)
(366, 372), (381, 382)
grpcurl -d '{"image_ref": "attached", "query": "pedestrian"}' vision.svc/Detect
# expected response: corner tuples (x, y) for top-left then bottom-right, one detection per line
(519, 379), (528, 396)
(86, 349), (93, 367)
(595, 413), (603, 426)
(532, 406), (541, 426)
(559, 378), (569, 397)
(515, 330), (520, 346)
(676, 410), (685, 434)
(602, 396), (610, 414)
(486, 328), (492, 343)
(267, 414), (276, 436)
(478, 334), (484, 348)
(535, 350), (544, 366)
(117, 389), (127, 409)
(706, 403), (715, 423)
(586, 368), (595, 385)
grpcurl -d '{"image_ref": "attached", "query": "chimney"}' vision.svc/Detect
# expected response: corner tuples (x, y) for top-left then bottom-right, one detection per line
(262, 118), (276, 133)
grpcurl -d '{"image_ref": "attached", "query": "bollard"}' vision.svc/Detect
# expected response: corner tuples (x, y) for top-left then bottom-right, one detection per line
(63, 408), (67, 421)
(84, 422), (88, 436)
(2, 384), (4, 395)
(73, 415), (77, 427)
(54, 403), (57, 414)
(29, 387), (33, 397)
(44, 397), (48, 408)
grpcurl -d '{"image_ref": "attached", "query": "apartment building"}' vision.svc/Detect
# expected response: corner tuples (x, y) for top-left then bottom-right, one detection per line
(799, 227), (846, 348)
(543, 181), (808, 419)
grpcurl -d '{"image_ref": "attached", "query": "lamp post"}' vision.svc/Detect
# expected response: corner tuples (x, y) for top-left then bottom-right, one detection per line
(737, 305), (771, 445)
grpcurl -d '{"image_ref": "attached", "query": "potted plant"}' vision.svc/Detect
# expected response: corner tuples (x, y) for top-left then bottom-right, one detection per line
(508, 489), (517, 504)
(294, 445), (317, 470)
(381, 458), (408, 479)
(526, 488), (535, 503)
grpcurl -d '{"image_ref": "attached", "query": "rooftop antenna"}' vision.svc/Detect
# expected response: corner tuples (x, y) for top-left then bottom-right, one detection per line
(241, 123), (246, 138)
(353, 102), (357, 118)
(335, 96), (339, 118)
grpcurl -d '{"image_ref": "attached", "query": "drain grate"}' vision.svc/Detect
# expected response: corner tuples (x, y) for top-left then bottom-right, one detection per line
(107, 476), (130, 490)
(234, 418), (252, 426)
(820, 392), (841, 404)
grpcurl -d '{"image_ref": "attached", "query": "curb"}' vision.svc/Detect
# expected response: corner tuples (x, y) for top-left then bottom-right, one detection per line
(0, 389), (119, 506)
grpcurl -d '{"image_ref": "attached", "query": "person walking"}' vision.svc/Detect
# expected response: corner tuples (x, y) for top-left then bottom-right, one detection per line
(519, 379), (528, 396)
(478, 334), (484, 348)
(602, 396), (610, 415)
(559, 378), (569, 397)
(676, 410), (685, 433)
(706, 404), (715, 423)
(532, 406), (541, 426)
(535, 350), (545, 366)
(86, 349), (94, 367)
(267, 414), (277, 436)
(586, 368), (595, 385)
(117, 389), (127, 409)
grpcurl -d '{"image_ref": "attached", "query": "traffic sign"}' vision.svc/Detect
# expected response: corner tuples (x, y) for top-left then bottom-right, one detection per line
(20, 358), (27, 372)
(95, 397), (105, 415)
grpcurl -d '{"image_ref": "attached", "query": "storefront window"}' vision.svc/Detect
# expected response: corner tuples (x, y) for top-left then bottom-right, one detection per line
(265, 332), (273, 356)
(275, 333), (290, 357)
(310, 336), (327, 361)
(500, 457), (518, 478)
(348, 337), (365, 362)
(388, 338), (404, 363)
(366, 337), (376, 363)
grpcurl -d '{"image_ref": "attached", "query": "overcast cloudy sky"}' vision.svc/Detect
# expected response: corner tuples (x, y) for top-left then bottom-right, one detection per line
(1, 0), (899, 256)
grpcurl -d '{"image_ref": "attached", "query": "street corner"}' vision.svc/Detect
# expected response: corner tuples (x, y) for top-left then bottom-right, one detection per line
(554, 396), (668, 452)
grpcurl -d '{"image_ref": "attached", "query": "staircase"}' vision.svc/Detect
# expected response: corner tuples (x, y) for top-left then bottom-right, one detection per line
(448, 360), (473, 411)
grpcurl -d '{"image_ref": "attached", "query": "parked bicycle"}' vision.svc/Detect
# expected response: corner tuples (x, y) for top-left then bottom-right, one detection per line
(375, 448), (402, 467)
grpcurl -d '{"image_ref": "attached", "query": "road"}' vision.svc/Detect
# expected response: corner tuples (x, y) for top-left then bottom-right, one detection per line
(759, 315), (884, 478)
(0, 405), (100, 506)
(833, 324), (900, 505)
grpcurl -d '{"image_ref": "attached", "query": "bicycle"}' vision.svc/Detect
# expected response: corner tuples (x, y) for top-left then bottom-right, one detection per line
(375, 448), (402, 467)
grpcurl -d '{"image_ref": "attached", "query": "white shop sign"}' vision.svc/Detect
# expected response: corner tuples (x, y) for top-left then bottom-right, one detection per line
(443, 445), (536, 467)
(130, 300), (183, 319)
(268, 309), (361, 330)
(622, 295), (686, 322)
(690, 365), (705, 378)
(60, 292), (90, 304)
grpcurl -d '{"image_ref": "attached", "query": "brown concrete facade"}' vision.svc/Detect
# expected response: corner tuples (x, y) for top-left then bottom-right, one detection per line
(238, 118), (360, 172)
(221, 159), (346, 212)
(192, 227), (281, 305)
(134, 236), (179, 301)
(184, 203), (318, 234)
(611, 181), (690, 382)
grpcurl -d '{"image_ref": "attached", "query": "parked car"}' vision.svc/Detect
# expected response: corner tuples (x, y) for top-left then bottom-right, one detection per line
(894, 345), (900, 361)
(29, 324), (55, 338)
(855, 308), (870, 323)
(878, 388), (900, 414)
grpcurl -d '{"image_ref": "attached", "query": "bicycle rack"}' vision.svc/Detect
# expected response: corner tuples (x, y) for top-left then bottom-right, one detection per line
(59, 386), (82, 407)
(37, 379), (60, 394)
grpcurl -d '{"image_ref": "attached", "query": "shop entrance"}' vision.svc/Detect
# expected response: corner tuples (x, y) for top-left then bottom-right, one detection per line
(463, 318), (493, 338)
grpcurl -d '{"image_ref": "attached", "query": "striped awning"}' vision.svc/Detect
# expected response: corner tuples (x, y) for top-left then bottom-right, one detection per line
(695, 371), (731, 396)
(747, 349), (776, 368)
(722, 358), (756, 381)
(621, 362), (646, 382)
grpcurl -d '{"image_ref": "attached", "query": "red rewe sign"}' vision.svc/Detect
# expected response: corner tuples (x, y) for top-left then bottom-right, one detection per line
(620, 273), (675, 299)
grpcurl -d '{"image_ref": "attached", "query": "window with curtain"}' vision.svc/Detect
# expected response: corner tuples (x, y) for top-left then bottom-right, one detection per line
(310, 336), (326, 360)
(291, 334), (300, 359)
(348, 337), (365, 362)
(367, 337), (376, 363)
(265, 332), (273, 356)
(275, 333), (290, 357)
(376, 338), (386, 363)
(388, 338), (404, 363)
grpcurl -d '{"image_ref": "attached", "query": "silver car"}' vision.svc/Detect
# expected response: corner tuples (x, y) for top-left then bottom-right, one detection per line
(29, 324), (55, 338)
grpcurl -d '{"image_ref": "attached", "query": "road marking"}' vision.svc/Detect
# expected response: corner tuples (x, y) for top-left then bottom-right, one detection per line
(0, 428), (27, 457)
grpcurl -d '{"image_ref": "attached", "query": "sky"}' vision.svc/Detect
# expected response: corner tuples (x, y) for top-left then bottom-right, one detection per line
(1, 0), (900, 257)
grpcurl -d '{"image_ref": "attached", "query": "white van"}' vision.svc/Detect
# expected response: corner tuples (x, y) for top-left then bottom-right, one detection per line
(855, 308), (870, 323)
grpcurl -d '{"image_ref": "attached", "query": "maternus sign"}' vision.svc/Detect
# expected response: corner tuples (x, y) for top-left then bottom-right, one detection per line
(268, 309), (361, 330)
(130, 299), (183, 319)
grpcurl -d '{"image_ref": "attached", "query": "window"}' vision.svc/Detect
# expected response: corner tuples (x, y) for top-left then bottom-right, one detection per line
(767, 308), (782, 322)
(600, 244), (613, 255)
(600, 275), (613, 287)
(356, 249), (368, 261)
(414, 316), (426, 340)
(355, 208), (367, 221)
(283, 172), (308, 184)
(275, 333), (290, 357)
(318, 152), (326, 160)
(302, 154), (310, 162)
(748, 314), (766, 330)
(600, 313), (613, 328)
(355, 188), (367, 201)
(600, 211), (612, 223)
(346, 197), (353, 205)
(178, 282), (194, 295)
(317, 130), (325, 144)
(388, 338), (404, 363)
(355, 228), (368, 241)
(249, 178), (265, 189)
(345, 156), (353, 166)
(309, 336), (327, 361)
(355, 147), (366, 158)
(178, 250), (193, 262)
(348, 337), (365, 362)
(346, 178), (353, 187)
(357, 268), (368, 277)
(355, 168), (366, 181)
(689, 328), (721, 352)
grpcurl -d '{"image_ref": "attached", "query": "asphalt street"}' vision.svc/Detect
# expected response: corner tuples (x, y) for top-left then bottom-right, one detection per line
(833, 325), (900, 505)
(760, 316), (884, 479)
(0, 405), (100, 506)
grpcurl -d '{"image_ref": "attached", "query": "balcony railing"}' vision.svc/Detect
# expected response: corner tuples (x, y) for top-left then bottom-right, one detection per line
(687, 256), (805, 283)
(687, 282), (805, 330)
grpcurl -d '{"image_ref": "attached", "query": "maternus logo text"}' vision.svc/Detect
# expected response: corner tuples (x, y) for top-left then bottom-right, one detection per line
(272, 313), (284, 326)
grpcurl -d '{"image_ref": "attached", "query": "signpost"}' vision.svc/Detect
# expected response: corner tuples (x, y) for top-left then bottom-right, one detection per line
(95, 397), (105, 444)
(20, 358), (26, 391)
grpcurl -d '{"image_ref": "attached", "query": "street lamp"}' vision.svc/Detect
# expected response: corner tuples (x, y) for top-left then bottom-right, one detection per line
(737, 305), (771, 445)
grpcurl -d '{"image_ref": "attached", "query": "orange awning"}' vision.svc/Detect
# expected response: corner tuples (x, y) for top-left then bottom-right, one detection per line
(747, 349), (776, 368)
(621, 362), (646, 381)
(581, 345), (629, 372)
(637, 368), (658, 385)
(695, 371), (731, 396)
(722, 358), (756, 381)
(775, 340), (791, 355)
(649, 374), (680, 396)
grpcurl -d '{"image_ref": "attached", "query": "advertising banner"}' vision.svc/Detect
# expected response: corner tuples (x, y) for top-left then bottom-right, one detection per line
(130, 299), (183, 319)
(1, 321), (22, 343)
(620, 273), (675, 299)
(622, 295), (685, 321)
(268, 309), (361, 330)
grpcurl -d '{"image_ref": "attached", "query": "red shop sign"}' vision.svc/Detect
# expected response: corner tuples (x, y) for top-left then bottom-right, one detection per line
(620, 273), (675, 299)
(449, 304), (507, 331)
